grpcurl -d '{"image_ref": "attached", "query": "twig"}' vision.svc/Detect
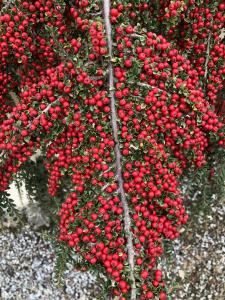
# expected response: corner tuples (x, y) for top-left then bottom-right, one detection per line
(89, 74), (107, 80)
(101, 182), (110, 191)
(135, 81), (172, 96)
(28, 98), (60, 128)
(103, 1), (137, 299)
(9, 92), (20, 105)
(130, 33), (143, 38)
(204, 31), (212, 79)
(84, 61), (95, 67)
(87, 11), (101, 17)
(192, 190), (200, 202)
(99, 164), (115, 176)
(219, 28), (225, 40)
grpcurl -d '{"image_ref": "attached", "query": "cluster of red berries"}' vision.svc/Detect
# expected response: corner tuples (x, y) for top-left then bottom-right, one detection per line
(157, 1), (225, 105)
(88, 21), (108, 58)
(0, 1), (225, 299)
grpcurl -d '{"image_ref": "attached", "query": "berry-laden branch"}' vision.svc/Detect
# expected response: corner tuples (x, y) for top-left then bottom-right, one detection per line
(102, 1), (137, 299)
(0, 1), (225, 299)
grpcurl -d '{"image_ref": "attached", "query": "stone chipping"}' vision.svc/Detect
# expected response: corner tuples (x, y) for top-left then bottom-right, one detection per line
(0, 226), (97, 300)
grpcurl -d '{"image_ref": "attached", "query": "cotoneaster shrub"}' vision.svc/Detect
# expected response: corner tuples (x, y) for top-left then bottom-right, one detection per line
(0, 1), (225, 299)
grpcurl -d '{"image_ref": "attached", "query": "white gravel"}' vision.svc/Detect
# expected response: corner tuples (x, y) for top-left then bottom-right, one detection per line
(164, 195), (225, 300)
(0, 226), (97, 300)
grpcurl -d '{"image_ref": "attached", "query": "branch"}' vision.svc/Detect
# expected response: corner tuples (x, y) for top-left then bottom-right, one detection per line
(204, 31), (212, 79)
(84, 61), (95, 67)
(101, 182), (110, 191)
(89, 73), (108, 80)
(130, 33), (143, 38)
(99, 164), (115, 176)
(192, 190), (200, 202)
(9, 92), (20, 105)
(36, 102), (54, 119)
(103, 1), (137, 299)
(28, 98), (60, 128)
(135, 82), (172, 96)
(88, 11), (101, 17)
(219, 28), (225, 40)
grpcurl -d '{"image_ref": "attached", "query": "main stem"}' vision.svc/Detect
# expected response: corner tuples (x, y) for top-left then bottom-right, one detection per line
(204, 31), (212, 79)
(102, 1), (137, 299)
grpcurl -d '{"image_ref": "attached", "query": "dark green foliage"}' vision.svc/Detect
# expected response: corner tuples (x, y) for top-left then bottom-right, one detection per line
(16, 158), (53, 215)
(182, 147), (225, 215)
(0, 190), (17, 217)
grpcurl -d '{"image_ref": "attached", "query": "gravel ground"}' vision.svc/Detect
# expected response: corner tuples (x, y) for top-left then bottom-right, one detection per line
(0, 226), (97, 300)
(0, 195), (224, 300)
(165, 194), (225, 300)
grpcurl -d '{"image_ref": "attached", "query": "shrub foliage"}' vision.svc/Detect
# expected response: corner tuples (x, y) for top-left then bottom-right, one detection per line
(0, 1), (225, 299)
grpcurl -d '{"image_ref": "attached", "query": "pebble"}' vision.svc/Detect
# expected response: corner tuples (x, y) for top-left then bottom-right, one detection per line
(163, 194), (225, 300)
(0, 226), (98, 300)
